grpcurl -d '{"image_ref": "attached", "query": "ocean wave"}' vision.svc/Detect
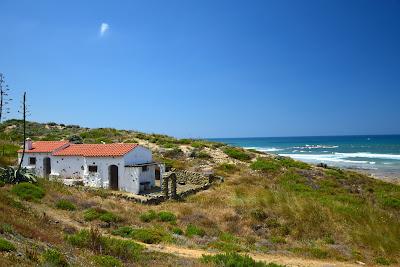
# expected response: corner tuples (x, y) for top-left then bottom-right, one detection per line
(279, 153), (372, 164)
(245, 147), (283, 152)
(292, 145), (339, 149)
(334, 152), (400, 160)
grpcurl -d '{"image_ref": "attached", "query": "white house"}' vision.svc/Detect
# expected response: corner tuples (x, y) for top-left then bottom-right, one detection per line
(18, 139), (164, 194)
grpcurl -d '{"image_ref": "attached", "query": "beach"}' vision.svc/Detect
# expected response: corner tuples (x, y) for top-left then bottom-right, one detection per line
(210, 135), (400, 181)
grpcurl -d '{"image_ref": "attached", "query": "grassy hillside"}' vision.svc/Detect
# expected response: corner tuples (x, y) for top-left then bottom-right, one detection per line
(0, 120), (399, 266)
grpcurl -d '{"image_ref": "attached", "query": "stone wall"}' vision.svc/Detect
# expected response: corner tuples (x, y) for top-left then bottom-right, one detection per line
(175, 170), (209, 185)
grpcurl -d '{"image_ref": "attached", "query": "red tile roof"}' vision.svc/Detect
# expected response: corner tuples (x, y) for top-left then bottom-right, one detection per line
(18, 141), (69, 153)
(53, 143), (138, 157)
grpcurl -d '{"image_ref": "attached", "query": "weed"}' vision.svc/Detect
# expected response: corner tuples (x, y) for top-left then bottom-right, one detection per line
(55, 199), (76, 211)
(139, 210), (157, 222)
(250, 158), (280, 172)
(224, 148), (252, 161)
(201, 252), (284, 267)
(0, 238), (16, 252)
(186, 224), (205, 237)
(92, 255), (123, 267)
(11, 182), (45, 201)
(41, 248), (68, 267)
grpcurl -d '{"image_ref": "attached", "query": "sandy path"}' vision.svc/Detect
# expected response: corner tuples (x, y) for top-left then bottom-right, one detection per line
(29, 203), (363, 267)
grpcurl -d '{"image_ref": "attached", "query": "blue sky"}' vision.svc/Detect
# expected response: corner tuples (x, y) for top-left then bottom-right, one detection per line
(1, 0), (399, 138)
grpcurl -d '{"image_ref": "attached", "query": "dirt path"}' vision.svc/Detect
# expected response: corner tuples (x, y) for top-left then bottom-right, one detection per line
(29, 203), (363, 267)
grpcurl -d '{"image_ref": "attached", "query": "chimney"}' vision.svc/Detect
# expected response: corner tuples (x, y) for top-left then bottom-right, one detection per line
(25, 138), (32, 150)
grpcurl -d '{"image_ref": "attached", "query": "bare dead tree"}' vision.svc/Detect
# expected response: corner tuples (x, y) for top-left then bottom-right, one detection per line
(0, 73), (12, 123)
(17, 92), (27, 173)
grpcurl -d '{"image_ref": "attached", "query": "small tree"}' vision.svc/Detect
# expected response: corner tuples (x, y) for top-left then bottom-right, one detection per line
(17, 92), (27, 173)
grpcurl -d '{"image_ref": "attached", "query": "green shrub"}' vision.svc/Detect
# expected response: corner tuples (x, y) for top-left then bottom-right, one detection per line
(92, 255), (123, 267)
(250, 158), (281, 172)
(224, 148), (251, 161)
(375, 257), (391, 265)
(201, 252), (284, 267)
(278, 157), (310, 169)
(172, 227), (183, 235)
(191, 141), (207, 148)
(83, 208), (119, 222)
(382, 197), (400, 208)
(158, 211), (176, 223)
(197, 151), (212, 159)
(99, 212), (120, 223)
(140, 210), (157, 222)
(0, 237), (16, 252)
(186, 224), (205, 237)
(0, 223), (13, 234)
(11, 182), (45, 201)
(41, 248), (68, 267)
(55, 199), (76, 211)
(112, 226), (171, 244)
(66, 229), (143, 261)
(216, 163), (239, 174)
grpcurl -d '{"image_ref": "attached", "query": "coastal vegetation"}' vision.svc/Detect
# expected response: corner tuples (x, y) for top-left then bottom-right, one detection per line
(0, 119), (399, 266)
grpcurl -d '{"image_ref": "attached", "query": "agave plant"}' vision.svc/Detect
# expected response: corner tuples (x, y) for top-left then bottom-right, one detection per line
(0, 166), (37, 184)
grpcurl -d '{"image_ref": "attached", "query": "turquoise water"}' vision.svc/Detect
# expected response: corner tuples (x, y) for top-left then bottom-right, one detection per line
(209, 135), (400, 179)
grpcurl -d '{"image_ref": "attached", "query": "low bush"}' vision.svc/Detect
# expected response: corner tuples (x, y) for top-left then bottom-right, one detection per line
(278, 157), (310, 170)
(250, 158), (281, 172)
(0, 237), (16, 252)
(55, 199), (76, 211)
(139, 210), (157, 222)
(112, 226), (171, 244)
(140, 210), (176, 223)
(11, 182), (45, 201)
(83, 208), (120, 223)
(66, 229), (143, 261)
(92, 255), (123, 267)
(158, 211), (176, 223)
(172, 227), (183, 235)
(216, 163), (239, 174)
(41, 248), (68, 267)
(224, 148), (251, 161)
(201, 252), (284, 267)
(186, 224), (205, 237)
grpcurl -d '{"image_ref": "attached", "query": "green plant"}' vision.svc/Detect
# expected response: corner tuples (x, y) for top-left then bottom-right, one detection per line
(66, 229), (144, 261)
(216, 163), (239, 174)
(11, 182), (45, 201)
(250, 158), (281, 172)
(0, 223), (13, 234)
(223, 148), (251, 161)
(0, 166), (37, 184)
(158, 211), (176, 223)
(375, 257), (391, 265)
(55, 199), (76, 211)
(112, 226), (171, 244)
(201, 252), (284, 267)
(172, 227), (183, 235)
(92, 255), (123, 267)
(41, 248), (68, 267)
(83, 208), (120, 223)
(139, 210), (157, 222)
(0, 237), (16, 252)
(186, 224), (205, 237)
(278, 157), (310, 169)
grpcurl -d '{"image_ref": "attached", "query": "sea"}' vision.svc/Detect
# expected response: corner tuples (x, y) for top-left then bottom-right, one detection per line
(209, 135), (400, 179)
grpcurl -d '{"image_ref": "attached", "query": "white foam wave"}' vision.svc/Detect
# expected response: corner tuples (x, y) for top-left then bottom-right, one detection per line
(245, 147), (283, 152)
(292, 145), (339, 149)
(334, 152), (400, 160)
(279, 152), (400, 164)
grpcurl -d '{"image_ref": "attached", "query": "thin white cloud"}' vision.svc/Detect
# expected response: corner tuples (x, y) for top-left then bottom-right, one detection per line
(99, 22), (109, 37)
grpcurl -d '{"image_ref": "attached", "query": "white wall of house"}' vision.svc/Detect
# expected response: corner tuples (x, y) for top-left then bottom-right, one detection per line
(18, 145), (156, 194)
(18, 152), (52, 177)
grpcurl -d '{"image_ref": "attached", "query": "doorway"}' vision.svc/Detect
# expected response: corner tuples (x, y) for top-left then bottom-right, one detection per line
(109, 165), (118, 190)
(43, 157), (51, 177)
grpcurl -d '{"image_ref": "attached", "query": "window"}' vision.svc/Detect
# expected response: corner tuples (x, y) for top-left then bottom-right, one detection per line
(29, 157), (36, 165)
(142, 166), (148, 172)
(88, 165), (98, 173)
